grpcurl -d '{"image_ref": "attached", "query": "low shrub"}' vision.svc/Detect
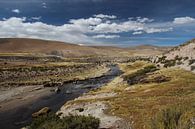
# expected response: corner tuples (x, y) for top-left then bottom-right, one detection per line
(183, 57), (189, 61)
(152, 75), (171, 83)
(189, 59), (195, 65)
(163, 60), (176, 68)
(175, 55), (182, 61)
(29, 113), (100, 129)
(141, 75), (171, 84)
(124, 65), (158, 85)
(177, 61), (183, 65)
(157, 56), (167, 63)
(191, 66), (195, 71)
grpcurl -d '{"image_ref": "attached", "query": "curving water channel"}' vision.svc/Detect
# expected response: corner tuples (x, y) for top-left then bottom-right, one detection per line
(0, 64), (122, 129)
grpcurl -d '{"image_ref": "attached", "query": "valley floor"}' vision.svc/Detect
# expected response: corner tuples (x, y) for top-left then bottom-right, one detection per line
(58, 61), (195, 129)
(0, 56), (195, 129)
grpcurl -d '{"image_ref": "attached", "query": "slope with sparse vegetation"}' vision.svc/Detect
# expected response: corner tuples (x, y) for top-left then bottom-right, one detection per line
(154, 39), (195, 72)
(57, 61), (195, 129)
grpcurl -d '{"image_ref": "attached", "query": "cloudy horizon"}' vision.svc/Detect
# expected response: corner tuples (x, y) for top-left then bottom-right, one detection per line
(0, 0), (195, 46)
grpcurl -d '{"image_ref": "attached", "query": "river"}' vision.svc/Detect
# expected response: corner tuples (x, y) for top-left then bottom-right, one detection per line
(0, 65), (122, 129)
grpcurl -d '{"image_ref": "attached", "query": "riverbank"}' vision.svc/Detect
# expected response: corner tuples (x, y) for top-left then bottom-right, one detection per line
(0, 65), (121, 129)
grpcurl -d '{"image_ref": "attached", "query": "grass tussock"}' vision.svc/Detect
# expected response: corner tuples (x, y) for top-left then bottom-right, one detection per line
(151, 104), (195, 129)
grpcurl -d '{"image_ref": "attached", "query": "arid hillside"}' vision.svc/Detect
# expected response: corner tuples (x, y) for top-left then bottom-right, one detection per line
(154, 39), (195, 72)
(0, 38), (170, 57)
(165, 39), (195, 60)
(0, 38), (130, 57)
(128, 44), (172, 56)
(0, 38), (109, 57)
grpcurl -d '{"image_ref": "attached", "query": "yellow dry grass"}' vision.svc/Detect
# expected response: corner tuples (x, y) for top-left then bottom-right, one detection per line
(107, 63), (195, 129)
(83, 61), (195, 129)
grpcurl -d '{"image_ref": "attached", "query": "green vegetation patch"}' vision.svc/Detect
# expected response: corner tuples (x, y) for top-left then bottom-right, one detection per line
(29, 113), (100, 129)
(124, 65), (158, 85)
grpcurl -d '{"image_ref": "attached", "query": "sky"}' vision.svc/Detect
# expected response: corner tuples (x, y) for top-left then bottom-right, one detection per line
(0, 0), (195, 46)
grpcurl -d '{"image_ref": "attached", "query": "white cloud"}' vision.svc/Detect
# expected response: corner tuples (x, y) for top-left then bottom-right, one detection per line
(132, 27), (173, 35)
(92, 34), (120, 39)
(0, 17), (94, 44)
(12, 9), (20, 14)
(94, 14), (117, 19)
(42, 2), (47, 8)
(136, 17), (154, 23)
(173, 17), (195, 24)
(133, 31), (143, 35)
(0, 14), (176, 45)
(92, 21), (145, 33)
(70, 17), (102, 25)
(144, 27), (173, 34)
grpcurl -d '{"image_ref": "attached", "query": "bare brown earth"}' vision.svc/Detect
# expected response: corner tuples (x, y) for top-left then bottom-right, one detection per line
(0, 38), (171, 57)
(128, 44), (172, 56)
(0, 38), (129, 57)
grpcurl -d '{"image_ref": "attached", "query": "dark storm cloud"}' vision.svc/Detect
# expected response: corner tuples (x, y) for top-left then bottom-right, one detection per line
(1, 0), (195, 22)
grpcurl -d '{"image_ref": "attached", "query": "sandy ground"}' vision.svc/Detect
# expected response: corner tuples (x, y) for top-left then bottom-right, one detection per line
(57, 83), (120, 128)
(0, 86), (51, 112)
(58, 75), (131, 129)
(58, 101), (130, 129)
(0, 85), (44, 103)
(75, 92), (117, 101)
(0, 65), (110, 112)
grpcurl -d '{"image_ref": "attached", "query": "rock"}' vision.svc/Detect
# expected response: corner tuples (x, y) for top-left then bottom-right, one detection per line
(34, 87), (43, 91)
(21, 127), (30, 129)
(55, 87), (61, 93)
(191, 117), (195, 125)
(81, 85), (93, 89)
(32, 107), (51, 118)
(75, 108), (84, 112)
(65, 90), (72, 94)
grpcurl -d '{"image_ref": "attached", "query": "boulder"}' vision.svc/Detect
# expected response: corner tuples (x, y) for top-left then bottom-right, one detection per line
(32, 107), (51, 118)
